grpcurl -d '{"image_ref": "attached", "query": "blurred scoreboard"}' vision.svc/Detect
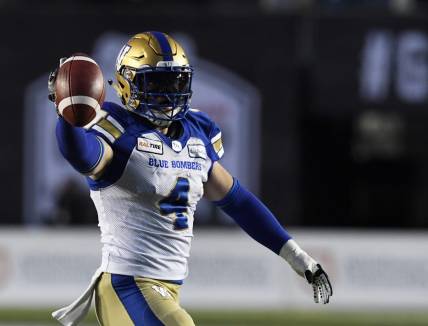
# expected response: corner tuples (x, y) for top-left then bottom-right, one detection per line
(300, 13), (428, 228)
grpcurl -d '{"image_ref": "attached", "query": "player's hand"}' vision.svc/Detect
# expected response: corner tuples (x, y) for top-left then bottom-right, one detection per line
(304, 263), (333, 304)
(280, 239), (333, 304)
(48, 57), (68, 103)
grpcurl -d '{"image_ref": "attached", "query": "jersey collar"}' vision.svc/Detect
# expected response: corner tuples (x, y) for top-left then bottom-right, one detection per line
(152, 119), (190, 153)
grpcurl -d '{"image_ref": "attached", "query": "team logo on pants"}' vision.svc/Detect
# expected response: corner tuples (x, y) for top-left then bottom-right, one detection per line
(152, 285), (172, 298)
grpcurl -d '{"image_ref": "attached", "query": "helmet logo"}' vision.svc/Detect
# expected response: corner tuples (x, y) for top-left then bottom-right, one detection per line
(116, 44), (131, 71)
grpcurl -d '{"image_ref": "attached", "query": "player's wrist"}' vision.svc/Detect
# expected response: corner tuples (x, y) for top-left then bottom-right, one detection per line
(279, 239), (317, 277)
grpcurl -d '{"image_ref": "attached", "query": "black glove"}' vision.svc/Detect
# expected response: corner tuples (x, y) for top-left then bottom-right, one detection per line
(305, 264), (333, 304)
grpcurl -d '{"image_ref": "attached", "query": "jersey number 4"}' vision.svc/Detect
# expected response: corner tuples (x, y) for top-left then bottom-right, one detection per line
(159, 177), (190, 230)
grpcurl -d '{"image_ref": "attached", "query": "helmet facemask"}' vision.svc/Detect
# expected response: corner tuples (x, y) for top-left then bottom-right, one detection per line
(124, 65), (193, 127)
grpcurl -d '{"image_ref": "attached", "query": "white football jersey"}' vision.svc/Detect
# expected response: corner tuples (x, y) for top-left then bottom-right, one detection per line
(85, 102), (224, 280)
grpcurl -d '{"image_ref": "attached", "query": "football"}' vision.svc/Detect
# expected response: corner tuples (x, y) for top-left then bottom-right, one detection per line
(55, 53), (105, 127)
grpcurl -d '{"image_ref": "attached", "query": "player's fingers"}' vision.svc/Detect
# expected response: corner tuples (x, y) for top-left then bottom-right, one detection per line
(321, 282), (329, 304)
(314, 277), (330, 304)
(320, 273), (333, 297)
(320, 276), (332, 304)
(325, 281), (332, 298)
(311, 267), (333, 304)
(313, 283), (321, 303)
(313, 265), (333, 297)
(317, 280), (328, 304)
(322, 272), (333, 296)
(312, 283), (318, 303)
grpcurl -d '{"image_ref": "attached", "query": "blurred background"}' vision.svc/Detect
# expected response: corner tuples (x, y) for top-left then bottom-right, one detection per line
(0, 0), (428, 325)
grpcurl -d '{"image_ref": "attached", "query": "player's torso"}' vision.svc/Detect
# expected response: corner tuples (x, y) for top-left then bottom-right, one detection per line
(110, 129), (211, 232)
(87, 105), (214, 279)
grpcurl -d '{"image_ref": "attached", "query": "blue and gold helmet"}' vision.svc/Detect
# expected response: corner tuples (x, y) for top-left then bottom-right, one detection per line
(113, 32), (193, 126)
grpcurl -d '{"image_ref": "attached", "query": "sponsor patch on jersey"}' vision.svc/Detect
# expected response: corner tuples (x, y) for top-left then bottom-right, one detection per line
(188, 144), (207, 159)
(137, 137), (163, 154)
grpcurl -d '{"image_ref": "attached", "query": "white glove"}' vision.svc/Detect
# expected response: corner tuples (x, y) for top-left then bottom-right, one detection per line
(280, 239), (333, 304)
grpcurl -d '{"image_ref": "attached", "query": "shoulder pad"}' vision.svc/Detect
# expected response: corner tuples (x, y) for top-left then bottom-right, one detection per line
(186, 109), (216, 137)
(186, 109), (224, 160)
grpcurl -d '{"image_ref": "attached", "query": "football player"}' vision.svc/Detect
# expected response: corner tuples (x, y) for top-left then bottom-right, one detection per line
(50, 32), (332, 326)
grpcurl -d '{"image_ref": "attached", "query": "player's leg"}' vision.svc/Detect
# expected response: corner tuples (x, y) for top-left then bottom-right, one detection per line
(95, 272), (164, 326)
(135, 277), (195, 326)
(95, 273), (134, 326)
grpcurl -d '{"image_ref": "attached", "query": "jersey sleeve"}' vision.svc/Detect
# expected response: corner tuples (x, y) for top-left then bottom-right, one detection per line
(56, 102), (126, 177)
(56, 117), (105, 175)
(187, 109), (224, 162)
(207, 122), (224, 161)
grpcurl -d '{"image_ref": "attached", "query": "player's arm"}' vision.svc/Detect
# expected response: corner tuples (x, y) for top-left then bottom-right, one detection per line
(204, 162), (333, 304)
(49, 58), (113, 179)
(55, 117), (113, 179)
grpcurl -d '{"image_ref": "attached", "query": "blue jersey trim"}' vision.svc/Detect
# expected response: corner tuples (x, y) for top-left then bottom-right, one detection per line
(150, 31), (173, 61)
(152, 278), (184, 285)
(165, 279), (183, 285)
(111, 274), (163, 326)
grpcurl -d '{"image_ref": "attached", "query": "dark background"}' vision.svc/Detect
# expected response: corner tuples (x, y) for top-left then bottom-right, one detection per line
(2, 0), (428, 228)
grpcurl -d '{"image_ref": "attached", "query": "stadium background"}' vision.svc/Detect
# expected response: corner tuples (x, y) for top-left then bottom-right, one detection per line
(0, 0), (428, 325)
